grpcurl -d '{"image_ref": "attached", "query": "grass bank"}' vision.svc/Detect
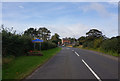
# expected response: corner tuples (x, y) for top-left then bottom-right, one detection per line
(3, 47), (61, 80)
(76, 46), (119, 57)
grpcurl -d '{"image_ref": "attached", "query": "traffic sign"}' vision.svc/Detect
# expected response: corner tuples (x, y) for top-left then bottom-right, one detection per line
(32, 39), (43, 43)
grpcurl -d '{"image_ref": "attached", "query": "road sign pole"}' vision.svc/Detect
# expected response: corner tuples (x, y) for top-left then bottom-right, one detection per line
(34, 43), (35, 50)
(39, 43), (40, 51)
(40, 42), (41, 51)
(32, 38), (43, 51)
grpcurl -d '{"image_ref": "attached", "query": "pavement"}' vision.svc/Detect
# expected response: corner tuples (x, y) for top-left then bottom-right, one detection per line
(25, 47), (119, 81)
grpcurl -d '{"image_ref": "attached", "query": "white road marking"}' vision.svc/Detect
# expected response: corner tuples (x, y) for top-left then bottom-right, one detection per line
(75, 52), (79, 56)
(82, 59), (102, 81)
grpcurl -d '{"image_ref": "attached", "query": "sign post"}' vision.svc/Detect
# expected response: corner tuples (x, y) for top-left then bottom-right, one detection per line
(33, 40), (35, 50)
(32, 38), (43, 51)
(40, 42), (41, 51)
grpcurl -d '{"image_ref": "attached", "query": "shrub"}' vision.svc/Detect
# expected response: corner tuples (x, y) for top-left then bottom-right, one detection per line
(2, 34), (33, 57)
(32, 41), (57, 51)
(83, 42), (88, 48)
(2, 28), (33, 57)
(100, 37), (118, 53)
(87, 41), (94, 48)
(41, 41), (57, 50)
(2, 26), (57, 57)
(93, 37), (103, 48)
(117, 36), (120, 54)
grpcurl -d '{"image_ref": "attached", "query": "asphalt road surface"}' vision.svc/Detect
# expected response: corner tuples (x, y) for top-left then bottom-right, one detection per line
(26, 47), (118, 81)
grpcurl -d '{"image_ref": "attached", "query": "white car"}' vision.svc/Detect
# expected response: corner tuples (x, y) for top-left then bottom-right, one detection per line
(62, 45), (65, 47)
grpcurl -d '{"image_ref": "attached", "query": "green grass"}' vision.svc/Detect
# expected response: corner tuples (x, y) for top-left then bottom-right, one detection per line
(76, 46), (119, 57)
(3, 47), (61, 80)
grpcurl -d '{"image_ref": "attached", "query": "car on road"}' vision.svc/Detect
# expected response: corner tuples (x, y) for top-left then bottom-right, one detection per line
(62, 45), (65, 47)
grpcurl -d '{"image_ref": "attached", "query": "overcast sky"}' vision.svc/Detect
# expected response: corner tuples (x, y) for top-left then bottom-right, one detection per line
(2, 2), (118, 38)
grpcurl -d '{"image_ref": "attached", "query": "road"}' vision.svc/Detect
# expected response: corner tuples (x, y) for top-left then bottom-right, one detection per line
(26, 47), (118, 81)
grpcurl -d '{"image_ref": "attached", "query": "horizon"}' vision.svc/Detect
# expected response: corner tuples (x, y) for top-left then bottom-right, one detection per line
(2, 2), (118, 39)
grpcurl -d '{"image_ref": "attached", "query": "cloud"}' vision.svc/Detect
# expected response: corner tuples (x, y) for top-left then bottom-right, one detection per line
(47, 24), (90, 39)
(108, 2), (118, 6)
(18, 6), (24, 8)
(3, 20), (90, 39)
(2, 2), (118, 38)
(3, 19), (118, 39)
(79, 3), (115, 17)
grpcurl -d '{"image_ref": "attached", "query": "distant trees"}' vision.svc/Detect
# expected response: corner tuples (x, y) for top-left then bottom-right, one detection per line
(24, 27), (51, 41)
(24, 27), (59, 51)
(2, 25), (58, 57)
(78, 29), (104, 48)
(24, 28), (36, 37)
(86, 29), (104, 41)
(68, 37), (77, 44)
(51, 33), (61, 45)
(38, 27), (51, 41)
(100, 36), (119, 54)
(86, 29), (102, 37)
(78, 28), (119, 55)
(78, 36), (86, 45)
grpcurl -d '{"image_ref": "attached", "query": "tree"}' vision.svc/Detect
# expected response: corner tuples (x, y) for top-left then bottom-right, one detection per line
(24, 28), (36, 38)
(38, 27), (51, 41)
(68, 37), (77, 44)
(24, 27), (51, 41)
(78, 36), (86, 45)
(93, 37), (104, 48)
(51, 33), (61, 45)
(86, 29), (103, 41)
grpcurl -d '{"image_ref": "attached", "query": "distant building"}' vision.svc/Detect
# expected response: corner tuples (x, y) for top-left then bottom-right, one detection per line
(62, 38), (70, 45)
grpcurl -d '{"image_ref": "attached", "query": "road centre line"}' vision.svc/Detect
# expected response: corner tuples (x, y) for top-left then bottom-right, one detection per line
(82, 59), (102, 81)
(75, 51), (79, 56)
(73, 50), (101, 81)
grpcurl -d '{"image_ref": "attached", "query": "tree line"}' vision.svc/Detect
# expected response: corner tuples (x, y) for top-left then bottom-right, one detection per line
(1, 24), (119, 57)
(2, 25), (61, 57)
(77, 29), (120, 55)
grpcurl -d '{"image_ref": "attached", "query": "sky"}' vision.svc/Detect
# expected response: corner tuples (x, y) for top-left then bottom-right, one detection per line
(1, 0), (119, 2)
(2, 2), (118, 38)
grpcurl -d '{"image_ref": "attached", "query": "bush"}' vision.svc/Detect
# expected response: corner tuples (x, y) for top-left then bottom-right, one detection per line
(93, 38), (103, 48)
(41, 41), (57, 50)
(21, 35), (34, 54)
(83, 41), (94, 48)
(100, 37), (118, 53)
(87, 41), (94, 48)
(2, 27), (57, 57)
(2, 34), (33, 57)
(83, 42), (88, 48)
(2, 28), (33, 57)
(30, 41), (57, 51)
(118, 36), (120, 54)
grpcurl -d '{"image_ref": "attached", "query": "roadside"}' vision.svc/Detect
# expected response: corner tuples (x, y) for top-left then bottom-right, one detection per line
(2, 47), (61, 80)
(75, 46), (119, 61)
(25, 47), (118, 80)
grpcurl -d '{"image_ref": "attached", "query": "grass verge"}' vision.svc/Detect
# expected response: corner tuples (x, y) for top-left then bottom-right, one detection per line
(3, 47), (61, 80)
(76, 46), (119, 57)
